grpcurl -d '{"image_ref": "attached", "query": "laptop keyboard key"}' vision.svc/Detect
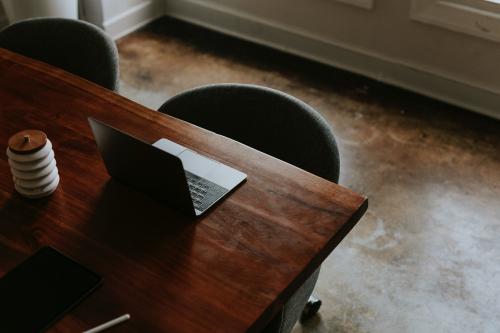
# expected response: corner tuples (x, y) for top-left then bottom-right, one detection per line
(185, 171), (229, 212)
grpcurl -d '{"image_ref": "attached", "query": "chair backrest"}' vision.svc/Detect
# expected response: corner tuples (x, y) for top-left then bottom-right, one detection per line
(158, 84), (340, 183)
(0, 18), (119, 91)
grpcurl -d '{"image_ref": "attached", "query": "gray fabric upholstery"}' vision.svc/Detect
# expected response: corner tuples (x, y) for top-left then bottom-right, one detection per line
(0, 18), (119, 91)
(158, 84), (339, 183)
(158, 84), (340, 333)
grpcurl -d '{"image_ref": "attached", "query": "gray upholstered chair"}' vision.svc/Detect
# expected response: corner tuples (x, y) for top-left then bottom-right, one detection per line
(158, 84), (340, 333)
(0, 18), (119, 91)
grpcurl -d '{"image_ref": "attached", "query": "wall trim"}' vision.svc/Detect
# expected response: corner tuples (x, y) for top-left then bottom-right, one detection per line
(80, 0), (105, 29)
(164, 0), (500, 120)
(336, 0), (375, 10)
(103, 0), (164, 40)
(411, 0), (500, 43)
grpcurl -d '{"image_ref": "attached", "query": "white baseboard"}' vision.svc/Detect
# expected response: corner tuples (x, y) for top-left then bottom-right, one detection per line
(164, 0), (500, 120)
(336, 0), (374, 10)
(103, 0), (164, 40)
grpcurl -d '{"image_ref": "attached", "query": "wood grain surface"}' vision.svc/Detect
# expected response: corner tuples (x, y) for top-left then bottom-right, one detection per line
(0, 47), (367, 333)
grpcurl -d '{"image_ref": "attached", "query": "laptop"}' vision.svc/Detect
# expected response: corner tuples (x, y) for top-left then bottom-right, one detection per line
(88, 118), (247, 216)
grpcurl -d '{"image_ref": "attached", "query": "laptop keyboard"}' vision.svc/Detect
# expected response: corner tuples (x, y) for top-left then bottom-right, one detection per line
(185, 171), (228, 212)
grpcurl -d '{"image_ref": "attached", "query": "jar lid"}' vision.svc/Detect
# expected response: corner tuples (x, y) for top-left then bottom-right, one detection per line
(8, 130), (47, 154)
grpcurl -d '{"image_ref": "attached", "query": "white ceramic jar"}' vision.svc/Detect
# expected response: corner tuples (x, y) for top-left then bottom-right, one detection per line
(7, 130), (59, 199)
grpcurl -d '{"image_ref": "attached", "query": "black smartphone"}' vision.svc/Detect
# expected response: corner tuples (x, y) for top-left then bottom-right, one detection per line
(0, 247), (102, 333)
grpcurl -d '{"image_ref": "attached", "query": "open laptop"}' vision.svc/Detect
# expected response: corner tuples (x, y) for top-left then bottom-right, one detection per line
(88, 118), (246, 216)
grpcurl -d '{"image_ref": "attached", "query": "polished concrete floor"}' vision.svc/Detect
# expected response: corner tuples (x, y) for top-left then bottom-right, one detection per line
(117, 18), (500, 333)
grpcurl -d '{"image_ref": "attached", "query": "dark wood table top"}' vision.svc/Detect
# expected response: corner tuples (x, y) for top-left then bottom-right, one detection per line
(0, 47), (367, 332)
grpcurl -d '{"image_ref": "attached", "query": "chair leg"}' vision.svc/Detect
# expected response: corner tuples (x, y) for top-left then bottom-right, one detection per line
(300, 296), (322, 322)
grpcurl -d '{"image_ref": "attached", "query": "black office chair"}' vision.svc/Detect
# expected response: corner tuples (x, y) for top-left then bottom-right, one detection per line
(158, 83), (340, 333)
(0, 18), (119, 91)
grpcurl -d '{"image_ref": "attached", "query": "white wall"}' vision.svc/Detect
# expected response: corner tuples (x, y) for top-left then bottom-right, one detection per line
(163, 0), (500, 119)
(0, 2), (7, 28)
(101, 0), (146, 19)
(78, 0), (500, 119)
(81, 0), (163, 39)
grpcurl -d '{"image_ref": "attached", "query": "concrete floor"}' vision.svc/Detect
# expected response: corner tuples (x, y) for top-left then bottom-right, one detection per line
(117, 18), (500, 333)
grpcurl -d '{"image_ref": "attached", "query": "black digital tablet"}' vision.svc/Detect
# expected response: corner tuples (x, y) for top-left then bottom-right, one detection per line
(0, 247), (102, 333)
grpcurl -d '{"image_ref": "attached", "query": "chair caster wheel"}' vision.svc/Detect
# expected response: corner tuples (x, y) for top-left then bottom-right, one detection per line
(300, 296), (322, 322)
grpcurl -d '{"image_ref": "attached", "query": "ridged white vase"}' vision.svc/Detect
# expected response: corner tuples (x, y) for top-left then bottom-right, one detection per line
(7, 130), (59, 199)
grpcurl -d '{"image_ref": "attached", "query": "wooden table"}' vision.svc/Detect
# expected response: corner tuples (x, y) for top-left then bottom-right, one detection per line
(0, 48), (368, 332)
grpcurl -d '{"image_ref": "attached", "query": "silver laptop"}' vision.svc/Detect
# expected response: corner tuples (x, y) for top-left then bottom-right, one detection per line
(88, 118), (246, 217)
